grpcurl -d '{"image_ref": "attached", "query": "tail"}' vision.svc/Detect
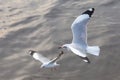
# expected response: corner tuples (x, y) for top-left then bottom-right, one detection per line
(86, 46), (100, 56)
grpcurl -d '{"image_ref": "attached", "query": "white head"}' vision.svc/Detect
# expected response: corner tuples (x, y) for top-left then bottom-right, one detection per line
(58, 44), (70, 51)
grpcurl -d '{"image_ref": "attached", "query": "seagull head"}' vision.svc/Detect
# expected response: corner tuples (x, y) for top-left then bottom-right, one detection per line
(58, 44), (70, 51)
(58, 44), (67, 49)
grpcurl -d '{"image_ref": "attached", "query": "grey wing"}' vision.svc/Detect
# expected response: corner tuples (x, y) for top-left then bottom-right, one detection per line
(33, 52), (50, 64)
(71, 14), (90, 48)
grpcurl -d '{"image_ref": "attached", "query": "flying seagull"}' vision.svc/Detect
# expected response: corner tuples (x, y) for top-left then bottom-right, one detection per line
(28, 50), (64, 68)
(59, 8), (100, 63)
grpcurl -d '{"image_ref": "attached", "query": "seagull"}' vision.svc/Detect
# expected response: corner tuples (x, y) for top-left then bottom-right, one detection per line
(59, 8), (100, 63)
(28, 50), (64, 68)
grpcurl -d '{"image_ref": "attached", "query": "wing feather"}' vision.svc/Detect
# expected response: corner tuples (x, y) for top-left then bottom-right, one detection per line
(49, 51), (64, 63)
(69, 45), (87, 57)
(71, 14), (90, 48)
(33, 52), (50, 64)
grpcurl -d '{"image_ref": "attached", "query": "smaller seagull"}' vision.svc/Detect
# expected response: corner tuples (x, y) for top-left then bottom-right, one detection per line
(28, 50), (64, 69)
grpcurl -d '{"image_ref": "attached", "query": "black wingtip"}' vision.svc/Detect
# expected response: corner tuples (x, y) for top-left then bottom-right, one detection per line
(79, 56), (91, 63)
(28, 50), (36, 56)
(83, 57), (91, 64)
(85, 57), (91, 64)
(82, 8), (95, 17)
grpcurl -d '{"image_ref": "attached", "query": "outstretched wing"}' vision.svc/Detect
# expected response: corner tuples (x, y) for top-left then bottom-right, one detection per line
(71, 8), (94, 48)
(49, 51), (64, 63)
(33, 52), (50, 64)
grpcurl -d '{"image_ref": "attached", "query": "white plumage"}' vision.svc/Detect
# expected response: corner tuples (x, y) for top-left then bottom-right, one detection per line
(59, 8), (100, 63)
(28, 50), (64, 68)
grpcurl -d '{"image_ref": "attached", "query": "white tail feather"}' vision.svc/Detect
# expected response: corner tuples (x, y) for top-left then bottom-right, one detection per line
(87, 46), (100, 56)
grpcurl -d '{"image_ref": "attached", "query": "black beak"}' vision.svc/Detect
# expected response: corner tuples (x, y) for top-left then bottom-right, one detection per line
(58, 46), (62, 49)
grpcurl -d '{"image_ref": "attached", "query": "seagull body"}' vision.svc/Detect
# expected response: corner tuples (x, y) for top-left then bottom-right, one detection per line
(28, 50), (64, 68)
(59, 8), (100, 63)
